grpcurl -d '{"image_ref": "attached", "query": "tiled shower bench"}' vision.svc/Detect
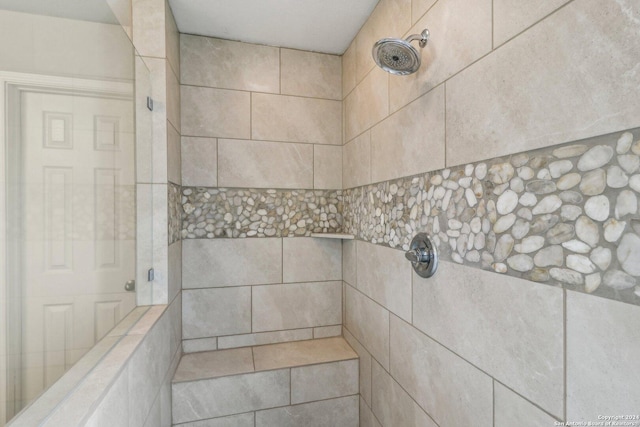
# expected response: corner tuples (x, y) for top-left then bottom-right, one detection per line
(171, 337), (359, 426)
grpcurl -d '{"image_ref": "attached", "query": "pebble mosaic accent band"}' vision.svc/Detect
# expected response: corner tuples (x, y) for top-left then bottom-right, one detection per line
(180, 187), (343, 239)
(343, 129), (640, 305)
(169, 182), (182, 245)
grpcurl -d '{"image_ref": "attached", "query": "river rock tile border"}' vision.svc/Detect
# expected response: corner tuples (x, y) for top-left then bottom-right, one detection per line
(343, 129), (640, 305)
(169, 182), (182, 245)
(180, 187), (343, 239)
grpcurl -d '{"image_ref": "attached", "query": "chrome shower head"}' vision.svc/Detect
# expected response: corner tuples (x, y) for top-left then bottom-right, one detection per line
(372, 29), (429, 75)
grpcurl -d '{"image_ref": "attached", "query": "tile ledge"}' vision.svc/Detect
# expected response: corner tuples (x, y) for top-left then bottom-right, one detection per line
(310, 233), (355, 240)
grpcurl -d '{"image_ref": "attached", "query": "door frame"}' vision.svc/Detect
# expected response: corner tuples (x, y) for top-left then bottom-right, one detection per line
(0, 71), (132, 422)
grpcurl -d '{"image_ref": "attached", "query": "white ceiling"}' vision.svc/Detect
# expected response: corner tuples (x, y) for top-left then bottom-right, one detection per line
(0, 0), (117, 24)
(168, 0), (380, 55)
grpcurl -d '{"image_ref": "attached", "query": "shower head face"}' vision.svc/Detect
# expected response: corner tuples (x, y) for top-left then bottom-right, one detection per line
(372, 38), (421, 75)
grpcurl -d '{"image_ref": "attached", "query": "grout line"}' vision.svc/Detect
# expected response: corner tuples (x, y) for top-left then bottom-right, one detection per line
(249, 92), (253, 140)
(180, 82), (342, 102)
(180, 134), (341, 148)
(491, 0), (494, 50)
(250, 286), (253, 333)
(279, 48), (282, 94)
(563, 288), (567, 422)
(492, 379), (496, 427)
(443, 82), (447, 167)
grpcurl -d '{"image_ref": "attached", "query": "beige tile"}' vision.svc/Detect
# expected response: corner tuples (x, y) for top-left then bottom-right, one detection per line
(83, 369), (129, 427)
(343, 328), (373, 407)
(173, 348), (254, 383)
(314, 145), (343, 189)
(342, 42), (357, 97)
(313, 325), (342, 339)
(182, 238), (282, 289)
(172, 369), (290, 424)
(128, 321), (171, 427)
(165, 1), (180, 76)
(390, 315), (493, 426)
(180, 35), (279, 92)
(218, 329), (313, 350)
(166, 59), (180, 131)
(291, 359), (359, 404)
(356, 240), (412, 322)
(567, 291), (640, 420)
(412, 261), (564, 417)
(167, 240), (182, 304)
(495, 382), (559, 427)
(256, 395), (358, 427)
(175, 413), (255, 427)
(253, 337), (357, 371)
(389, 0), (492, 113)
(344, 68), (389, 142)
(360, 396), (382, 427)
(411, 0), (437, 24)
(371, 360), (437, 427)
(343, 131), (371, 188)
(181, 136), (217, 187)
(355, 0), (412, 82)
(252, 282), (342, 332)
(342, 240), (357, 287)
(167, 122), (180, 185)
(182, 287), (251, 339)
(493, 0), (570, 47)
(182, 337), (217, 354)
(446, 0), (640, 166)
(252, 93), (342, 145)
(344, 285), (390, 369)
(283, 237), (342, 283)
(281, 48), (341, 100)
(218, 139), (313, 188)
(132, 0), (165, 58)
(181, 85), (250, 139)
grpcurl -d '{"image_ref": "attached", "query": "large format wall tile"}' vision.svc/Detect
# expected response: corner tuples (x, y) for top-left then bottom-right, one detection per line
(446, 0), (640, 166)
(354, 0), (411, 82)
(182, 287), (251, 339)
(314, 145), (343, 190)
(343, 328), (372, 406)
(280, 49), (342, 100)
(183, 238), (282, 289)
(175, 413), (255, 427)
(344, 285), (390, 369)
(567, 291), (640, 420)
(283, 238), (342, 283)
(371, 360), (437, 427)
(493, 0), (570, 47)
(256, 396), (358, 427)
(389, 0), (492, 113)
(494, 383), (559, 427)
(181, 136), (217, 187)
(411, 0), (437, 24)
(344, 68), (389, 142)
(342, 240), (357, 287)
(252, 93), (341, 145)
(180, 34), (279, 93)
(390, 316), (493, 427)
(181, 85), (250, 138)
(291, 360), (358, 404)
(172, 369), (290, 424)
(371, 85), (445, 182)
(412, 261), (564, 417)
(252, 282), (342, 332)
(342, 41), (356, 97)
(356, 241), (412, 321)
(343, 131), (371, 188)
(218, 139), (313, 189)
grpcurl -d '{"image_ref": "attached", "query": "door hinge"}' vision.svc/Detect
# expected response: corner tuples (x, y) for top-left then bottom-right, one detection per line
(147, 268), (155, 282)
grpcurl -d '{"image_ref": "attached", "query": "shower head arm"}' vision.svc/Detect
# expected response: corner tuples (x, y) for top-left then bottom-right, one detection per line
(405, 29), (430, 48)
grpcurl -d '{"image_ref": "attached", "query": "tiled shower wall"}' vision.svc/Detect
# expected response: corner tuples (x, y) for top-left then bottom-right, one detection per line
(179, 35), (345, 352)
(342, 0), (640, 426)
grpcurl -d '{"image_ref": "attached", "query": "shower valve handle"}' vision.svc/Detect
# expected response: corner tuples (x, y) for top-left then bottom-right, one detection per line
(404, 248), (430, 263)
(405, 233), (439, 279)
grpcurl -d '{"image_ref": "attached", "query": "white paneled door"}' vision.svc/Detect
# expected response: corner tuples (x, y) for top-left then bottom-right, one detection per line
(18, 90), (136, 407)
